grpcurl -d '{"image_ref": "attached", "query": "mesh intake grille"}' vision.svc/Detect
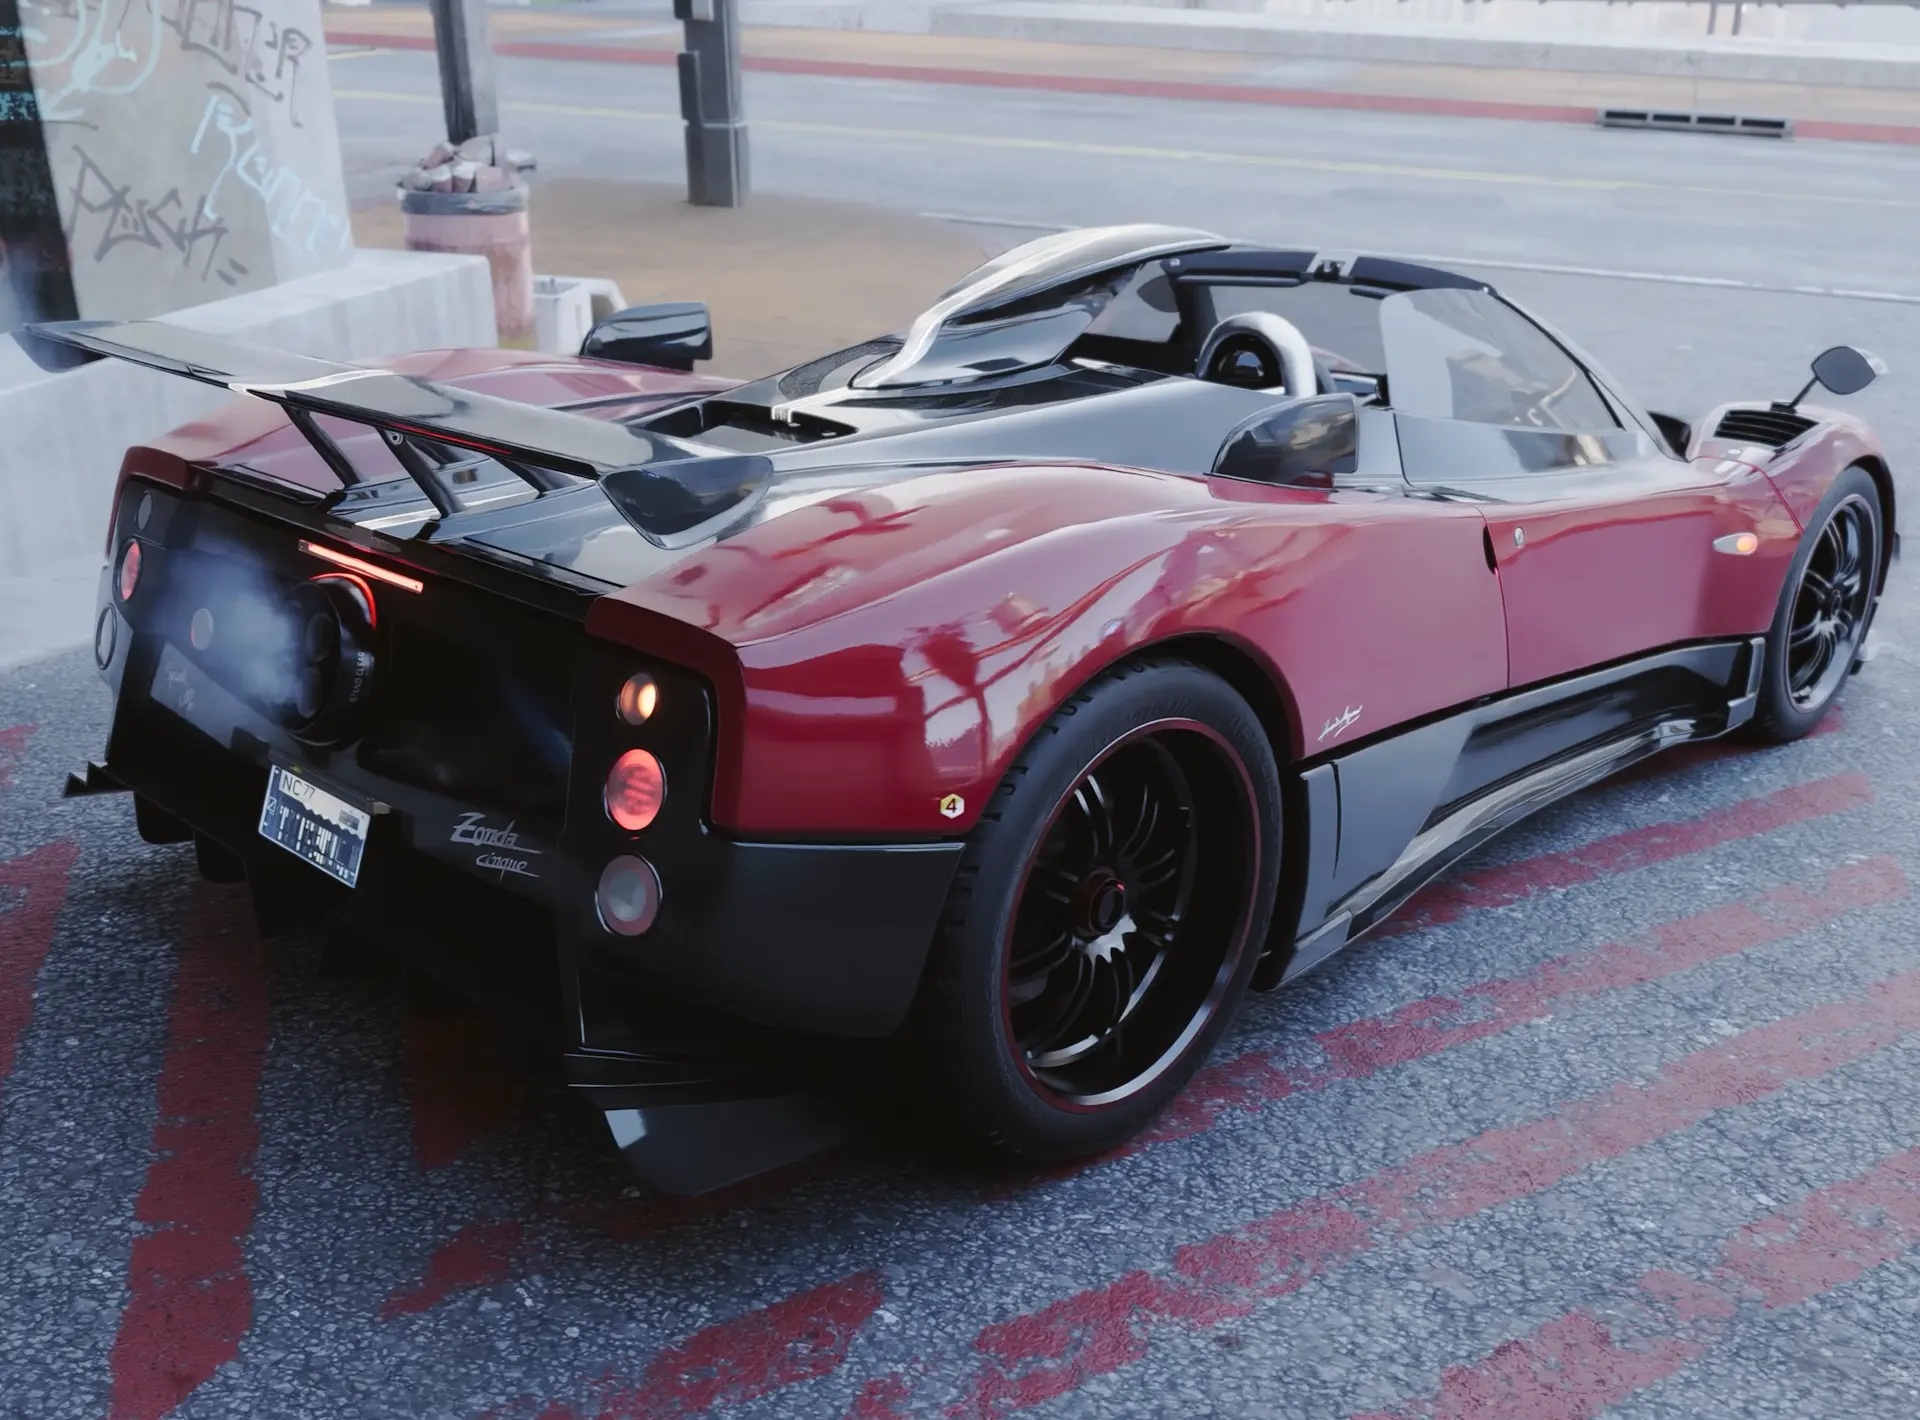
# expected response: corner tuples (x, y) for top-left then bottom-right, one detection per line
(1713, 408), (1816, 448)
(778, 338), (902, 399)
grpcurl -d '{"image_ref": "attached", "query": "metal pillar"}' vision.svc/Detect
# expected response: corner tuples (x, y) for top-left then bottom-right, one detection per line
(428, 0), (501, 146)
(674, 0), (750, 208)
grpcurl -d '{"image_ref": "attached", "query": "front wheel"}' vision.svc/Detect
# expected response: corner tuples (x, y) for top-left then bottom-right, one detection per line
(913, 659), (1282, 1160)
(1746, 464), (1883, 743)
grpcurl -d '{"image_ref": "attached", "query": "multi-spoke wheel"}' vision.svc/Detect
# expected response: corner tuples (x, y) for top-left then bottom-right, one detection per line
(1748, 465), (1883, 742)
(914, 659), (1282, 1159)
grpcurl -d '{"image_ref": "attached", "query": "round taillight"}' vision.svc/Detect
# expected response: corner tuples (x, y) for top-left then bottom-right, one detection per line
(117, 540), (142, 602)
(616, 673), (659, 725)
(596, 855), (662, 936)
(605, 749), (665, 832)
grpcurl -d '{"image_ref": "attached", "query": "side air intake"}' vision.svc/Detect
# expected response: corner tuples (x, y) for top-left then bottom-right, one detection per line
(1712, 408), (1816, 448)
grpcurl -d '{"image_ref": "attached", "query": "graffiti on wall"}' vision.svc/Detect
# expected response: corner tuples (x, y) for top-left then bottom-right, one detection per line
(14, 0), (350, 318)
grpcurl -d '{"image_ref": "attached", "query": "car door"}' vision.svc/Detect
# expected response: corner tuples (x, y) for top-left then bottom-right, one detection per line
(1381, 287), (1797, 690)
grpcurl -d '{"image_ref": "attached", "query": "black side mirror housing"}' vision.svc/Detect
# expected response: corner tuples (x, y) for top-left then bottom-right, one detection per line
(1647, 410), (1692, 458)
(1811, 345), (1884, 398)
(580, 301), (713, 371)
(1212, 394), (1359, 487)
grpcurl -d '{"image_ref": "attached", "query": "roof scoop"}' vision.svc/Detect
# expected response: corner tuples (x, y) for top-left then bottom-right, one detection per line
(853, 224), (1226, 391)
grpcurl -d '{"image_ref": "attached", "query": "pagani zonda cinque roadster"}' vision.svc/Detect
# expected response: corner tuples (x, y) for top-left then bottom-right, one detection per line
(23, 226), (1897, 1193)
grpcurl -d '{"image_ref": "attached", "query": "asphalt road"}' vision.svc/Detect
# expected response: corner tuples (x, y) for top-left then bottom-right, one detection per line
(4, 47), (1920, 1420)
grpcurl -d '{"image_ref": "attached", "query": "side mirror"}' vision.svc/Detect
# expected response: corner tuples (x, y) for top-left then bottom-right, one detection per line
(1212, 394), (1359, 487)
(1811, 345), (1884, 398)
(580, 301), (713, 371)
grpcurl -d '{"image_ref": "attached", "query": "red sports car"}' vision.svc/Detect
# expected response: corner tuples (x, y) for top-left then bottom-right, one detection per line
(27, 225), (1896, 1193)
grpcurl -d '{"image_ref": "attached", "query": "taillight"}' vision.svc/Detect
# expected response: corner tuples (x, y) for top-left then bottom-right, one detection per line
(117, 540), (142, 602)
(605, 749), (665, 832)
(596, 856), (662, 936)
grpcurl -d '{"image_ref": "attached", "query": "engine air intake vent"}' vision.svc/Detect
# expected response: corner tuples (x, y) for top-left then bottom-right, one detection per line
(1712, 408), (1816, 448)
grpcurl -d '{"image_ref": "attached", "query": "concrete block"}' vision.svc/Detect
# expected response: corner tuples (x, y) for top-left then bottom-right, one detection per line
(0, 248), (494, 668)
(534, 275), (598, 355)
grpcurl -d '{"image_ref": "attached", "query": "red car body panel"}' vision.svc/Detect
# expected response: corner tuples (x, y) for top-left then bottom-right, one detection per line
(591, 463), (1507, 836)
(1481, 457), (1801, 690)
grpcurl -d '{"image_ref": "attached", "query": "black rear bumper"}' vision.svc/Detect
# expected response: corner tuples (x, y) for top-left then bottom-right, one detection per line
(90, 660), (960, 1042)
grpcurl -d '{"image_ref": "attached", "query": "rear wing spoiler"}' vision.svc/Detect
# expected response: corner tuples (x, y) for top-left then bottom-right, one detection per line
(17, 321), (770, 546)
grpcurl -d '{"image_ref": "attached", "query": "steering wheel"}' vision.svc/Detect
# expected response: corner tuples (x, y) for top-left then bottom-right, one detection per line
(1196, 313), (1320, 397)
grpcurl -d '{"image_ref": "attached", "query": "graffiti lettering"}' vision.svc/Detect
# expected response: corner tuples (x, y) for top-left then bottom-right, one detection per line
(190, 91), (347, 259)
(67, 146), (247, 284)
(165, 0), (312, 123)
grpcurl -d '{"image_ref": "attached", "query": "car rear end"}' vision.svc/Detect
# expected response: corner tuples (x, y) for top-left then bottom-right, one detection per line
(91, 455), (718, 1044)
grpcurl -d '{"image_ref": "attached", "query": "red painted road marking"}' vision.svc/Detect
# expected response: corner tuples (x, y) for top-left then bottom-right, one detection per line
(325, 33), (1920, 145)
(1386, 771), (1872, 937)
(507, 1272), (885, 1419)
(107, 885), (271, 1420)
(1353, 1145), (1920, 1419)
(386, 847), (1892, 1320)
(862, 960), (1920, 1417)
(382, 1218), (532, 1321)
(1142, 855), (1903, 1153)
(0, 840), (81, 1106)
(407, 1009), (520, 1171)
(0, 722), (34, 791)
(383, 1154), (836, 1319)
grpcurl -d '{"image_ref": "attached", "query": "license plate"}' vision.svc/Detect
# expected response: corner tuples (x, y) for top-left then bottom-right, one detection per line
(258, 764), (372, 888)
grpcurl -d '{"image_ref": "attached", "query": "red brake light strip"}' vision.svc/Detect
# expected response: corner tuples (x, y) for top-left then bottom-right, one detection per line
(299, 540), (425, 593)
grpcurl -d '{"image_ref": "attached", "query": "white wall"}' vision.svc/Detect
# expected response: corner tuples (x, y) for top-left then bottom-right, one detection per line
(20, 0), (356, 321)
(1053, 0), (1920, 45)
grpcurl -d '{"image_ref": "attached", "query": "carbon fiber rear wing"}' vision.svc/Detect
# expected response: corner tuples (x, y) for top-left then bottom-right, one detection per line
(18, 321), (771, 547)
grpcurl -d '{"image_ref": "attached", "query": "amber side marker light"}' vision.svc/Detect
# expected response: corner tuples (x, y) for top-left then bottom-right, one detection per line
(1712, 531), (1761, 556)
(616, 673), (659, 725)
(298, 540), (425, 593)
(605, 749), (666, 832)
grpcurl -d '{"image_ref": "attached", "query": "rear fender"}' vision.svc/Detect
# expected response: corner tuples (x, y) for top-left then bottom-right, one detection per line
(595, 462), (1507, 839)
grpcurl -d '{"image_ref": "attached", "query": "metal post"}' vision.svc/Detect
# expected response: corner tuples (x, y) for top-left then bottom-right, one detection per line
(1707, 0), (1719, 33)
(674, 0), (750, 208)
(428, 0), (500, 146)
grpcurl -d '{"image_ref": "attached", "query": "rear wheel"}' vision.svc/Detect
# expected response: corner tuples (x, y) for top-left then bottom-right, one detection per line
(1747, 465), (1882, 742)
(914, 659), (1282, 1160)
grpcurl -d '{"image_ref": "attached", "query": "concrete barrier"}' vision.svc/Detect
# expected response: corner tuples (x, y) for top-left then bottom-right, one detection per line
(742, 0), (1920, 87)
(0, 248), (495, 670)
(933, 3), (1920, 86)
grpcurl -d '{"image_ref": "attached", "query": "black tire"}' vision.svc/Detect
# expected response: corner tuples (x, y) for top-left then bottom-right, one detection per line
(1746, 464), (1882, 743)
(913, 658), (1283, 1160)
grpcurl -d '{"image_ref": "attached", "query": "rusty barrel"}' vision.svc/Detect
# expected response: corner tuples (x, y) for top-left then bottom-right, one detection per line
(400, 185), (533, 345)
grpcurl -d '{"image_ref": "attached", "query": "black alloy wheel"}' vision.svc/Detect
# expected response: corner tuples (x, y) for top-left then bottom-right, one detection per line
(914, 659), (1282, 1160)
(1784, 494), (1874, 710)
(1008, 728), (1238, 1106)
(1748, 464), (1883, 742)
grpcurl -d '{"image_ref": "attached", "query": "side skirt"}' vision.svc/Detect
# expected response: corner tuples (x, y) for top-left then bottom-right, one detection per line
(1264, 635), (1765, 988)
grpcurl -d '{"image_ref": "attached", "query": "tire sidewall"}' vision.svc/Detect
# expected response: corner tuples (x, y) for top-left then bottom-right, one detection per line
(1753, 465), (1882, 740)
(926, 659), (1283, 1158)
